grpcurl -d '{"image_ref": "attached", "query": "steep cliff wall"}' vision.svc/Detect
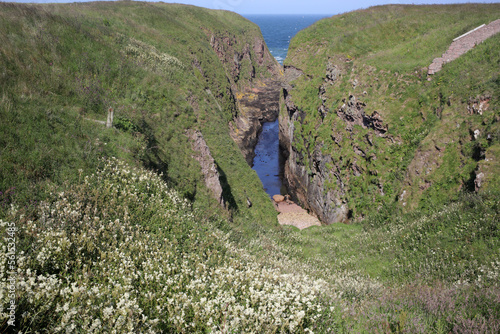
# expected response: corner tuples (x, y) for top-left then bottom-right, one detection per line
(193, 19), (282, 165)
(187, 129), (225, 207)
(207, 31), (282, 164)
(280, 4), (500, 223)
(230, 79), (281, 164)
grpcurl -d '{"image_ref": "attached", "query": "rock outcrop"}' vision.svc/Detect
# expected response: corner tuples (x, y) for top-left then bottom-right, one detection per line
(230, 79), (281, 165)
(208, 32), (282, 165)
(272, 194), (285, 202)
(279, 65), (350, 224)
(335, 95), (388, 135)
(279, 63), (392, 224)
(187, 129), (225, 207)
(279, 5), (500, 224)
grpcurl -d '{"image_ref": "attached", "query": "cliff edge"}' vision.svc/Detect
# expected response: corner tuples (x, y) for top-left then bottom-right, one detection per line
(280, 4), (500, 223)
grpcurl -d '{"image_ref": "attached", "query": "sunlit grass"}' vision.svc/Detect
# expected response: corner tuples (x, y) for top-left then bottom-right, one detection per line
(1, 158), (331, 332)
(0, 2), (499, 332)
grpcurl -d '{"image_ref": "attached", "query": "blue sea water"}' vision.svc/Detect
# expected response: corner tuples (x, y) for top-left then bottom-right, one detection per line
(244, 15), (327, 65)
(244, 15), (326, 197)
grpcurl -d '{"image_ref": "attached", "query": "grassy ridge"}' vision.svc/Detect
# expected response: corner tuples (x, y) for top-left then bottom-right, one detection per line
(284, 4), (500, 217)
(287, 4), (499, 72)
(271, 5), (500, 330)
(0, 1), (277, 226)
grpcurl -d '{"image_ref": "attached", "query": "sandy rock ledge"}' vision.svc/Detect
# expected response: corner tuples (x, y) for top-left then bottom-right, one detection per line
(274, 200), (321, 230)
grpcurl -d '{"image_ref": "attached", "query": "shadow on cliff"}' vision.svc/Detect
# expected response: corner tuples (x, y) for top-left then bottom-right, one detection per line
(215, 161), (238, 213)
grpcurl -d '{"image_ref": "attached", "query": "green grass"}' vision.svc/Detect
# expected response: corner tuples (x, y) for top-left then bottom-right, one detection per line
(1, 2), (499, 333)
(252, 190), (500, 332)
(0, 1), (278, 224)
(2, 159), (329, 332)
(283, 4), (500, 218)
(287, 4), (499, 72)
(269, 6), (500, 329)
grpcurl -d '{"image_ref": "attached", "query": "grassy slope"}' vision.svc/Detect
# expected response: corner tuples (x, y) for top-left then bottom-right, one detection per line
(284, 4), (500, 217)
(1, 2), (499, 333)
(0, 1), (277, 227)
(278, 2), (500, 287)
(270, 5), (500, 331)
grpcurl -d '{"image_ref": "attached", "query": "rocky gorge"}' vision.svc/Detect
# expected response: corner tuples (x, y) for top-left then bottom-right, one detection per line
(202, 30), (282, 164)
(277, 5), (500, 224)
(200, 5), (500, 228)
(229, 78), (282, 165)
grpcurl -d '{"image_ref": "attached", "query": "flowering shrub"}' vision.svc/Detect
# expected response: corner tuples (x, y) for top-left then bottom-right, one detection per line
(0, 158), (328, 333)
(1, 160), (498, 333)
(125, 38), (184, 74)
(243, 192), (500, 333)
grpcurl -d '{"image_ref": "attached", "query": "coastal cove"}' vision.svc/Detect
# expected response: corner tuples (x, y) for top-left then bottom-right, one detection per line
(244, 14), (326, 198)
(251, 118), (284, 197)
(2, 2), (500, 332)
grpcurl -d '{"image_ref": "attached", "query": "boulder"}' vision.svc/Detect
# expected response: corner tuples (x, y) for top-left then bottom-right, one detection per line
(273, 194), (285, 203)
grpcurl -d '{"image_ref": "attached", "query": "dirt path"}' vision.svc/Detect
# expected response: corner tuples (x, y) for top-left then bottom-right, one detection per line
(274, 200), (321, 230)
(428, 19), (500, 75)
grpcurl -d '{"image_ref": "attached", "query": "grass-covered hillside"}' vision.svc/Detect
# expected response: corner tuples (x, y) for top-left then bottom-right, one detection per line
(1, 2), (499, 333)
(282, 4), (500, 219)
(3, 157), (500, 332)
(0, 1), (279, 227)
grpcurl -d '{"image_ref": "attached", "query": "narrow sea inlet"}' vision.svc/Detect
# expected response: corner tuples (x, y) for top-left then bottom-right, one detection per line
(245, 15), (326, 197)
(251, 118), (283, 197)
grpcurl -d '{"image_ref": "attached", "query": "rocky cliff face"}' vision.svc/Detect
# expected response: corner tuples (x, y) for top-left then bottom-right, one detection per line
(208, 32), (282, 165)
(187, 130), (225, 207)
(279, 6), (500, 223)
(230, 80), (281, 164)
(0, 1), (281, 227)
(280, 64), (392, 224)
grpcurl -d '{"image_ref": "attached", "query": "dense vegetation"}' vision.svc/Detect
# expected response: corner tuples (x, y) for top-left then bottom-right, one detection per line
(284, 4), (500, 217)
(2, 158), (328, 332)
(0, 1), (278, 227)
(1, 2), (499, 333)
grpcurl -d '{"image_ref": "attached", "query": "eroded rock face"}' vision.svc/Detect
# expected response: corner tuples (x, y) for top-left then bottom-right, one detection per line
(187, 129), (225, 207)
(280, 109), (349, 224)
(209, 33), (282, 166)
(210, 34), (258, 82)
(230, 79), (282, 165)
(335, 95), (388, 135)
(283, 141), (350, 224)
(279, 65), (350, 224)
(278, 9), (500, 224)
(279, 64), (391, 224)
